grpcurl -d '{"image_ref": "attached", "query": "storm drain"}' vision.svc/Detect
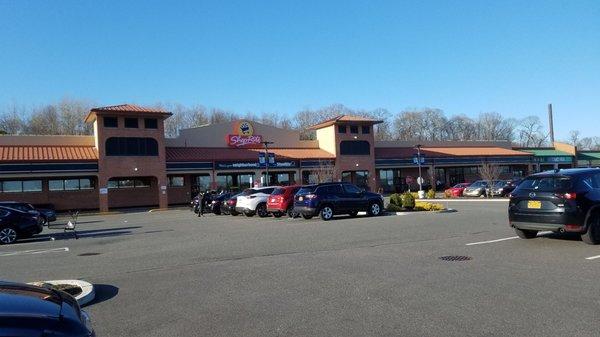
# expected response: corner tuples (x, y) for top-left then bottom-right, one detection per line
(78, 252), (101, 256)
(439, 255), (472, 262)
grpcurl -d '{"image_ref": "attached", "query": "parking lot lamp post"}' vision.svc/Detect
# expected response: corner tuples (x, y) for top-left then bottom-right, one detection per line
(262, 141), (274, 186)
(416, 144), (424, 196)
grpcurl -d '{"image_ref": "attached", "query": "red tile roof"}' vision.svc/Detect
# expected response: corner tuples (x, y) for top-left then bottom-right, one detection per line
(0, 146), (98, 162)
(375, 146), (531, 159)
(85, 104), (172, 123)
(309, 115), (383, 130)
(166, 147), (335, 162)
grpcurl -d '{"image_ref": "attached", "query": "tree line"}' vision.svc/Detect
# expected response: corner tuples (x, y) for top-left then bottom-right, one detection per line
(1, 98), (598, 150)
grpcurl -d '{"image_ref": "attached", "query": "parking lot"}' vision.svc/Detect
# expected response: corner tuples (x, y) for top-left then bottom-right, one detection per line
(2, 200), (600, 337)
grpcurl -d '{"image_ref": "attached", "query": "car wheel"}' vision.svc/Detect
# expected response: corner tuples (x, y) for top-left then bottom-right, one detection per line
(514, 228), (538, 239)
(40, 216), (48, 226)
(230, 211), (239, 216)
(348, 211), (358, 217)
(582, 214), (600, 245)
(272, 211), (282, 218)
(301, 213), (313, 220)
(319, 205), (334, 221)
(257, 204), (269, 218)
(244, 211), (255, 217)
(0, 226), (18, 245)
(367, 202), (382, 216)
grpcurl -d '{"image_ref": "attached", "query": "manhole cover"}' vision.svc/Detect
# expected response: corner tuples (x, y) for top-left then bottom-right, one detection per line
(78, 252), (101, 256)
(439, 255), (472, 262)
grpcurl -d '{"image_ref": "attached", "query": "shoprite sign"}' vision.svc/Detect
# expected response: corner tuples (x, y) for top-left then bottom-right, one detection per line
(226, 120), (263, 148)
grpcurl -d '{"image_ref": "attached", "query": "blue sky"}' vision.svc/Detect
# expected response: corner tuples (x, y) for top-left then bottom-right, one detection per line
(0, 0), (598, 140)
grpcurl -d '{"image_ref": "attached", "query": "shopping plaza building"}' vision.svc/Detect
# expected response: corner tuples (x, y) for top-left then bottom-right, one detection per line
(0, 104), (597, 211)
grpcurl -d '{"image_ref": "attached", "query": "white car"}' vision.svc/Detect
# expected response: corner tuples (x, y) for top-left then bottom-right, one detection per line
(235, 186), (277, 217)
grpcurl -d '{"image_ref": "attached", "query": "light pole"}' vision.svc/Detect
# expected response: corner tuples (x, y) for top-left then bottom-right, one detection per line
(262, 141), (274, 186)
(415, 144), (424, 196)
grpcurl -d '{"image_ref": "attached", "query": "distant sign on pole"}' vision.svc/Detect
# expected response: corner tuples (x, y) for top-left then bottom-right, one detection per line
(412, 156), (425, 164)
(258, 152), (266, 165)
(417, 177), (425, 185)
(268, 153), (275, 165)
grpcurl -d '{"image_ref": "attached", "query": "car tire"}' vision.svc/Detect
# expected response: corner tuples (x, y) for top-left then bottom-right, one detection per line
(319, 205), (334, 221)
(272, 212), (282, 218)
(581, 214), (600, 245)
(367, 202), (382, 216)
(244, 211), (255, 217)
(230, 211), (239, 216)
(287, 207), (298, 218)
(40, 216), (48, 226)
(257, 203), (269, 218)
(301, 213), (313, 220)
(514, 228), (538, 239)
(348, 211), (358, 217)
(0, 226), (18, 245)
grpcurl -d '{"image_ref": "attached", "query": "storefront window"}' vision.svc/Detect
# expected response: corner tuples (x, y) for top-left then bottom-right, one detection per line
(194, 175), (211, 192)
(216, 174), (234, 190)
(0, 180), (42, 193)
(378, 169), (394, 193)
(168, 176), (185, 187)
(49, 178), (94, 191)
(238, 174), (253, 189)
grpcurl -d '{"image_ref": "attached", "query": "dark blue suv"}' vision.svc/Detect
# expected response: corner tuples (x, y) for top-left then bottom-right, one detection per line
(293, 182), (384, 220)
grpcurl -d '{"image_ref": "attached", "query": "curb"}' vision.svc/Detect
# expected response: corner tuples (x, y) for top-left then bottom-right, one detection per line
(29, 280), (95, 306)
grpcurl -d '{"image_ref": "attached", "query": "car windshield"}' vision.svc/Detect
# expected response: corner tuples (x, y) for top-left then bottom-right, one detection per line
(470, 181), (486, 187)
(516, 176), (573, 192)
(493, 181), (507, 187)
(297, 186), (317, 194)
(453, 184), (467, 188)
(241, 189), (257, 196)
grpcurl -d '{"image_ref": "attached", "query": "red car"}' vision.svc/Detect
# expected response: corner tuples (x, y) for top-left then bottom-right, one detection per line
(267, 185), (301, 218)
(445, 183), (471, 197)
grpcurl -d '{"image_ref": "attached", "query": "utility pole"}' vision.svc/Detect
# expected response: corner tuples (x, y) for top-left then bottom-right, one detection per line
(548, 103), (555, 144)
(262, 141), (274, 186)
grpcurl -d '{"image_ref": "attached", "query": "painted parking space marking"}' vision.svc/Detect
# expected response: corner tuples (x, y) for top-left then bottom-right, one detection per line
(466, 236), (518, 246)
(0, 247), (69, 257)
(466, 231), (554, 246)
(585, 255), (600, 260)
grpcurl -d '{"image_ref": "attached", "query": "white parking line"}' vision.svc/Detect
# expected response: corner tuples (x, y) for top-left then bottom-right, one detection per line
(585, 255), (600, 260)
(0, 247), (69, 257)
(465, 231), (555, 246)
(466, 237), (518, 246)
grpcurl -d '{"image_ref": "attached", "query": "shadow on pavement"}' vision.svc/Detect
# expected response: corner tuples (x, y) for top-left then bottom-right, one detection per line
(17, 226), (143, 244)
(84, 284), (119, 307)
(539, 232), (583, 242)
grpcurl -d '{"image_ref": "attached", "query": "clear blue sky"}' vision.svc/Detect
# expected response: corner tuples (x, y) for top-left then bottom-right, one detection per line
(0, 0), (598, 140)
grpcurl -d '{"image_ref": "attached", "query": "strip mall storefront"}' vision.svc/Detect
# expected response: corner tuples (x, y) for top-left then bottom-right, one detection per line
(0, 104), (572, 211)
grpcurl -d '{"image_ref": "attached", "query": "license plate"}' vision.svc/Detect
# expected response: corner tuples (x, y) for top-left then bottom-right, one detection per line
(527, 200), (542, 209)
(298, 196), (303, 201)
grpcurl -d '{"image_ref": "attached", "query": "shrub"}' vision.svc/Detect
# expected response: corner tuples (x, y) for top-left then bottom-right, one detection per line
(444, 190), (452, 198)
(426, 189), (436, 199)
(415, 201), (445, 211)
(411, 192), (419, 199)
(389, 193), (402, 207)
(401, 191), (415, 209)
(386, 203), (403, 212)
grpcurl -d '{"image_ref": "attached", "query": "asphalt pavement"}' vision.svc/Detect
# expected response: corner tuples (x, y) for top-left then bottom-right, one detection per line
(1, 200), (599, 337)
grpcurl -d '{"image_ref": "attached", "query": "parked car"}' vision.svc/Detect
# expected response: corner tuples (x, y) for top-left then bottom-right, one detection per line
(236, 187), (277, 217)
(0, 201), (56, 226)
(487, 179), (523, 197)
(508, 168), (600, 244)
(221, 193), (243, 216)
(462, 180), (489, 197)
(208, 192), (232, 215)
(444, 183), (471, 197)
(0, 281), (95, 336)
(267, 185), (301, 218)
(293, 182), (384, 221)
(0, 206), (42, 244)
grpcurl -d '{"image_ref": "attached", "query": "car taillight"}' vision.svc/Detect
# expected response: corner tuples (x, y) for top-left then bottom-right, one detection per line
(227, 200), (235, 205)
(564, 193), (577, 200)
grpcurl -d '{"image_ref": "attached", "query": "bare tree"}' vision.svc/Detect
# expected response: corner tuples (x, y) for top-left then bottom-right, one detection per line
(516, 116), (548, 147)
(568, 130), (580, 146)
(579, 137), (593, 150)
(0, 103), (25, 134)
(479, 162), (501, 198)
(26, 105), (61, 135)
(312, 160), (338, 183)
(57, 98), (93, 135)
(477, 112), (515, 141)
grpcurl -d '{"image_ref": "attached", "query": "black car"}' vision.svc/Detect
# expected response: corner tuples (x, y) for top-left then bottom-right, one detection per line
(294, 182), (384, 220)
(208, 193), (232, 215)
(508, 168), (600, 244)
(221, 193), (243, 216)
(0, 206), (42, 244)
(487, 179), (522, 197)
(0, 201), (56, 225)
(0, 281), (95, 336)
